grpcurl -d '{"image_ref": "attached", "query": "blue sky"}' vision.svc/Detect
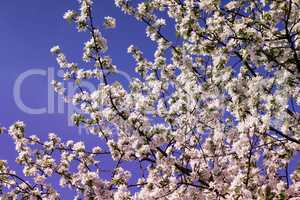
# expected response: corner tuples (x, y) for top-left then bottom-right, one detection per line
(0, 0), (154, 147)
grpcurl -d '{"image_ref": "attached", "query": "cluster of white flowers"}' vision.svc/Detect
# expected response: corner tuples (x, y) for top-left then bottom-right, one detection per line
(77, 0), (93, 31)
(51, 80), (65, 94)
(50, 45), (61, 54)
(63, 10), (77, 22)
(1, 0), (300, 199)
(103, 16), (116, 29)
(82, 29), (108, 64)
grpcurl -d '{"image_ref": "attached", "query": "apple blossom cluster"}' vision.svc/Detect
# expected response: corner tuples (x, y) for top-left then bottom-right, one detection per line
(1, 0), (300, 199)
(103, 16), (116, 29)
(0, 121), (113, 199)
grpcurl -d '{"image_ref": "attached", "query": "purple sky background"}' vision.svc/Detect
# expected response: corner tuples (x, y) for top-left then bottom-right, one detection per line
(0, 0), (299, 198)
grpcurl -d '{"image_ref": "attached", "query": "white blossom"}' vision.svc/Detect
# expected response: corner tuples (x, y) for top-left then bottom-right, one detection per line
(103, 16), (116, 29)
